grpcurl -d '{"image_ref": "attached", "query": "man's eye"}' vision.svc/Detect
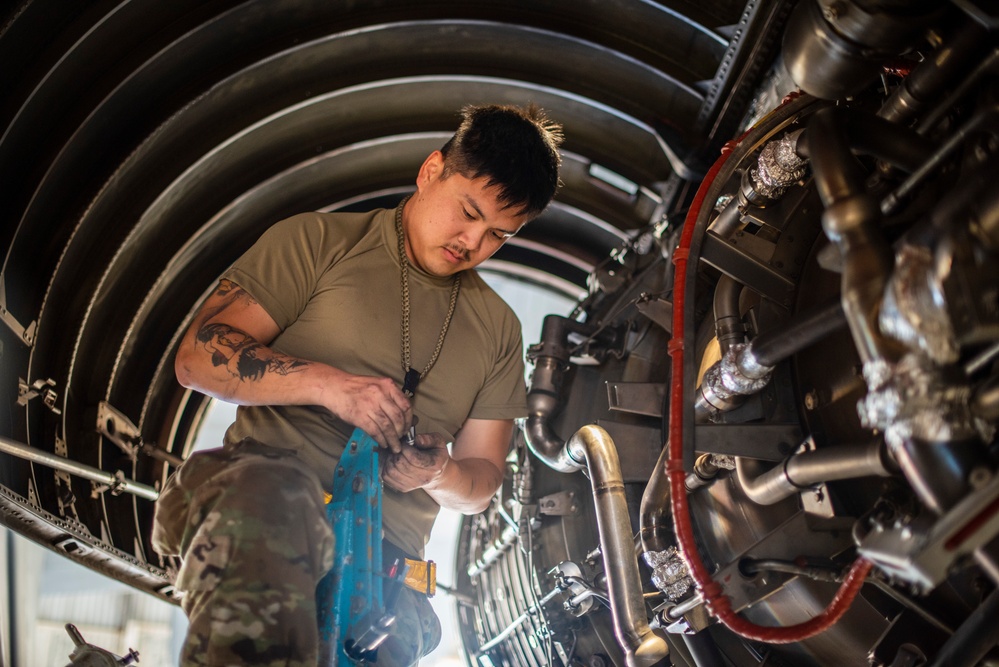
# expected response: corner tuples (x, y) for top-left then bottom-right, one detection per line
(462, 208), (475, 220)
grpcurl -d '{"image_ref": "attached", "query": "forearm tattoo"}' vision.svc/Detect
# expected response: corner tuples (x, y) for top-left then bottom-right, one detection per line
(194, 280), (309, 382)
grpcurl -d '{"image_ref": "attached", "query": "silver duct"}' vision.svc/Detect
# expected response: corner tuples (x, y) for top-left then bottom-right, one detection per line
(564, 425), (670, 667)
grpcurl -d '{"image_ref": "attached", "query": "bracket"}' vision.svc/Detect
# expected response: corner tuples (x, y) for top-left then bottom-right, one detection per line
(17, 377), (61, 414)
(97, 401), (141, 459)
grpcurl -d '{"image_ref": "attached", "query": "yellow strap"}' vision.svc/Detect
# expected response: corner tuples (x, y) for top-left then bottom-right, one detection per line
(401, 559), (437, 598)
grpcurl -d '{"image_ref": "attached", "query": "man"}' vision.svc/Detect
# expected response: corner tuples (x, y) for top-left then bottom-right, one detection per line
(152, 103), (563, 666)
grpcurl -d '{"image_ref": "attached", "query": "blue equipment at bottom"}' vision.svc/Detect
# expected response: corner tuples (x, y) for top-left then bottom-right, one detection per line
(316, 427), (391, 665)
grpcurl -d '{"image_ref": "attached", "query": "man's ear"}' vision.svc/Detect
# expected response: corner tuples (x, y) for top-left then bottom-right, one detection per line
(416, 150), (445, 188)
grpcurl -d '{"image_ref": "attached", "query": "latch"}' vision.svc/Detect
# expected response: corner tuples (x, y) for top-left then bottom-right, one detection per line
(96, 400), (183, 467)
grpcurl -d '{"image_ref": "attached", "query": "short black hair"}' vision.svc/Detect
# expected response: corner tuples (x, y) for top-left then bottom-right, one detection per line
(439, 103), (563, 219)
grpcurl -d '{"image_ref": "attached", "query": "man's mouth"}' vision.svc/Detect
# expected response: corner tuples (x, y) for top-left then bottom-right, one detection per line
(443, 245), (469, 263)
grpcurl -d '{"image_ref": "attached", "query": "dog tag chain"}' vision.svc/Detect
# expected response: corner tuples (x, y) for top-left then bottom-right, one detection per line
(395, 197), (460, 398)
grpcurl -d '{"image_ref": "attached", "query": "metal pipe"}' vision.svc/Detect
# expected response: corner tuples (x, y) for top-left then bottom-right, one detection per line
(973, 376), (999, 423)
(466, 522), (520, 579)
(523, 315), (600, 473)
(965, 341), (999, 376)
(639, 438), (673, 554)
(0, 435), (159, 501)
(475, 585), (565, 655)
(917, 48), (999, 133)
(927, 587), (999, 667)
(736, 441), (893, 506)
(681, 632), (726, 667)
(879, 17), (990, 126)
(713, 275), (744, 354)
(882, 106), (999, 216)
(665, 593), (703, 621)
(565, 425), (669, 666)
(707, 199), (742, 237)
(695, 299), (849, 419)
(893, 437), (985, 515)
(807, 105), (895, 367)
(747, 299), (847, 368)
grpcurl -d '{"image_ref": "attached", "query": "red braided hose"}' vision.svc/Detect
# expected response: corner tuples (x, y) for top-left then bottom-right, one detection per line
(666, 133), (873, 644)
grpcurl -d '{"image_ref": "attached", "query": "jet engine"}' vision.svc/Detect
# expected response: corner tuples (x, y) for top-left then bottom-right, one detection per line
(454, 3), (999, 666)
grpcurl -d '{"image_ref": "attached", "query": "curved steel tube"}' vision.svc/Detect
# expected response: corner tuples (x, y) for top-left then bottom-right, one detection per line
(524, 357), (581, 474)
(639, 439), (673, 554)
(736, 441), (893, 506)
(565, 424), (669, 667)
(524, 315), (603, 473)
(714, 275), (745, 354)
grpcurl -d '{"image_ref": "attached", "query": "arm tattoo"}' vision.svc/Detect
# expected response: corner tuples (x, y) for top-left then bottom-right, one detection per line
(199, 279), (257, 323)
(195, 322), (308, 382)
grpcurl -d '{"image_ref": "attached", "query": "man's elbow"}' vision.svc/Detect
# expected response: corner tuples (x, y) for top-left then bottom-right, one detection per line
(174, 348), (196, 389)
(462, 496), (495, 515)
(462, 471), (503, 515)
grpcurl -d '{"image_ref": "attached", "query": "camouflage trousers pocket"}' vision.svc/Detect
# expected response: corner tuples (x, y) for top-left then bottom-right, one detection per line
(176, 532), (232, 595)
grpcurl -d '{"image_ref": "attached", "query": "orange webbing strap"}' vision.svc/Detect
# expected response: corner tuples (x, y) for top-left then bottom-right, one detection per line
(401, 558), (437, 598)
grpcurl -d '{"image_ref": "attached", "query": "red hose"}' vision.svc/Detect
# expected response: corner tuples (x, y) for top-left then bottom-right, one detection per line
(667, 135), (874, 644)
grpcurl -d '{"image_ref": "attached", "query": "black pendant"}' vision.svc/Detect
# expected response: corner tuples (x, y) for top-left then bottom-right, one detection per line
(402, 367), (421, 398)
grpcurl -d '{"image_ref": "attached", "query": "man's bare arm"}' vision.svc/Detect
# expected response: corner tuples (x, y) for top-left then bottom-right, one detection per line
(382, 418), (511, 514)
(175, 279), (412, 448)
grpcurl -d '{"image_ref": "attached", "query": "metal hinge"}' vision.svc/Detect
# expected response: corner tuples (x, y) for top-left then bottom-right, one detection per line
(0, 274), (37, 346)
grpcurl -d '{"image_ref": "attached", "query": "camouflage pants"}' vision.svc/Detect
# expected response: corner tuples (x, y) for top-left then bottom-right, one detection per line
(152, 438), (440, 667)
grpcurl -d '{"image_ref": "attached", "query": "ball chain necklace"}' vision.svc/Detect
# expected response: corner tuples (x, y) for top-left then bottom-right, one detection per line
(395, 196), (460, 398)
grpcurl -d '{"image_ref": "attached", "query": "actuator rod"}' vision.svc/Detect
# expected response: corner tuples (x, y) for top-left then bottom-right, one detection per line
(0, 435), (159, 501)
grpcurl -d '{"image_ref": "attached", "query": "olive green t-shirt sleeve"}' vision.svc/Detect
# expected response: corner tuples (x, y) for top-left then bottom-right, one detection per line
(221, 212), (365, 330)
(468, 307), (527, 420)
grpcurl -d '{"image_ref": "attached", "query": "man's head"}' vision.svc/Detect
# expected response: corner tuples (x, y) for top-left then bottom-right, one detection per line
(440, 104), (563, 219)
(404, 104), (564, 277)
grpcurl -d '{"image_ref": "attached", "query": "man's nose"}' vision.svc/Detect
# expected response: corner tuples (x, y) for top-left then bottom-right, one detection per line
(457, 224), (486, 252)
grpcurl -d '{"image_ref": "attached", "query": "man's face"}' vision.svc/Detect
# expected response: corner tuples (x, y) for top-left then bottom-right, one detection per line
(403, 151), (530, 277)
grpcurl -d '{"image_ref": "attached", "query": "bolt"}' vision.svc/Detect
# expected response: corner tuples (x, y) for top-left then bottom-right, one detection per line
(968, 466), (993, 490)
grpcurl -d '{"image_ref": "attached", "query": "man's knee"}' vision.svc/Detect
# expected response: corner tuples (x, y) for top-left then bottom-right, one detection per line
(181, 575), (321, 667)
(370, 588), (441, 667)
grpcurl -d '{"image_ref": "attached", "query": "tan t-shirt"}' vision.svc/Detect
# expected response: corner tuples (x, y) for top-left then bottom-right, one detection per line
(221, 207), (527, 556)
